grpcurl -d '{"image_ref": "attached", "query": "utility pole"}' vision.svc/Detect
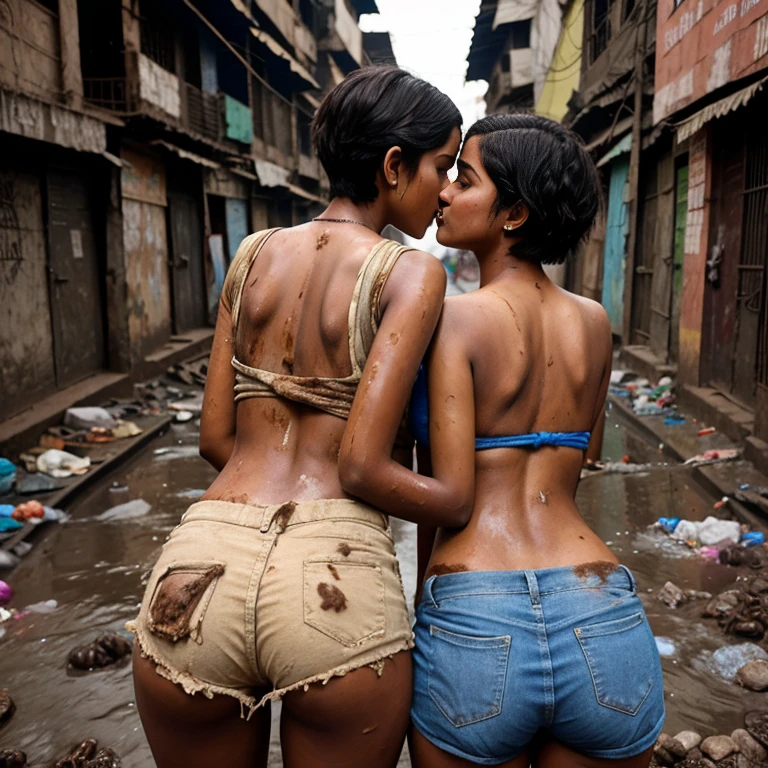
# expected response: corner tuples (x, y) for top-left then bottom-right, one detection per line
(622, 0), (650, 344)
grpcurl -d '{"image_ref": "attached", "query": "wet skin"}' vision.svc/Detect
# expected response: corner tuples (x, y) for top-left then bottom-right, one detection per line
(342, 136), (630, 768)
(133, 128), (461, 768)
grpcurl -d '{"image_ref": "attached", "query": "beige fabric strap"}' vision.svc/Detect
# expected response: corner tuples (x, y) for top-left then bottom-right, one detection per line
(231, 238), (412, 422)
(347, 240), (413, 377)
(223, 228), (281, 330)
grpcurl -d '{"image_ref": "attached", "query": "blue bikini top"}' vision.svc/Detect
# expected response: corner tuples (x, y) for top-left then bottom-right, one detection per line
(408, 366), (591, 451)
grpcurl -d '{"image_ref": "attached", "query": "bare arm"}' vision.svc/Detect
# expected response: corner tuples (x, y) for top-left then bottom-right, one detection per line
(339, 277), (476, 528)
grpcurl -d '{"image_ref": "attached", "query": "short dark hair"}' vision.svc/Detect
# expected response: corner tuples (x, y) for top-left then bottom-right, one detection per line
(465, 114), (601, 265)
(312, 66), (462, 204)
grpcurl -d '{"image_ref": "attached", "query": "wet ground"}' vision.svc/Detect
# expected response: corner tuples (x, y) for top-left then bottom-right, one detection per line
(0, 405), (763, 764)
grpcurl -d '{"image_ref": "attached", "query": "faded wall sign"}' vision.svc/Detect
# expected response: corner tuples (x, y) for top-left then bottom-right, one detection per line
(654, 0), (768, 122)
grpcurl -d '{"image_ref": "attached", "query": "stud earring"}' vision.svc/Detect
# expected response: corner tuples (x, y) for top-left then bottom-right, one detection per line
(503, 224), (514, 231)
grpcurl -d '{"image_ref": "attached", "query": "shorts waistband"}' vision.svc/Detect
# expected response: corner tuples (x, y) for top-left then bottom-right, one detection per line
(423, 563), (635, 605)
(180, 498), (389, 533)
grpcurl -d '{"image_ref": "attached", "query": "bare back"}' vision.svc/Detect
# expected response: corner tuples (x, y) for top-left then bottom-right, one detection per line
(201, 223), (417, 506)
(428, 269), (614, 573)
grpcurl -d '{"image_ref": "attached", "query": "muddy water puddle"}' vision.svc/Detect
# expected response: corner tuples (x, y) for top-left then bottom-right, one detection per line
(0, 415), (761, 764)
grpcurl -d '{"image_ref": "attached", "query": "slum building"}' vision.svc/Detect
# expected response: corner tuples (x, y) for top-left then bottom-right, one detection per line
(0, 0), (390, 453)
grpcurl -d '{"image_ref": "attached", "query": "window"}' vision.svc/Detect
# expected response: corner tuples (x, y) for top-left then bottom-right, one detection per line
(590, 0), (612, 61)
(140, 5), (176, 73)
(510, 19), (531, 49)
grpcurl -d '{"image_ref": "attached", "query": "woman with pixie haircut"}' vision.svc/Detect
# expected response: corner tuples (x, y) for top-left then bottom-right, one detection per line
(340, 114), (665, 767)
(131, 66), (462, 768)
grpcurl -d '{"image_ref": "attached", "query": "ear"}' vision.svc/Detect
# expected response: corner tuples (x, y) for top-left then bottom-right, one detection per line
(382, 146), (403, 188)
(503, 201), (529, 233)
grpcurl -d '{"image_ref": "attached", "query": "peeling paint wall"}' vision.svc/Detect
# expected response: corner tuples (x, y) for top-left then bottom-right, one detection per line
(138, 54), (181, 119)
(0, 167), (56, 419)
(121, 149), (172, 361)
(0, 0), (61, 102)
(678, 129), (711, 385)
(655, 0), (768, 122)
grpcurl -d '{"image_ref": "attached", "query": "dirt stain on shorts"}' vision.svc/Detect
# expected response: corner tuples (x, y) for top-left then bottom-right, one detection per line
(426, 563), (469, 579)
(318, 582), (347, 612)
(573, 561), (618, 584)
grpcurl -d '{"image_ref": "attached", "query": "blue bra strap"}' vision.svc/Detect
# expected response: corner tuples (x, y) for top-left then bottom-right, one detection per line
(474, 431), (591, 451)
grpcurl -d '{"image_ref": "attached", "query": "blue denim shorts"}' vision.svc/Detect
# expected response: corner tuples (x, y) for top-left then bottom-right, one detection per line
(411, 565), (665, 765)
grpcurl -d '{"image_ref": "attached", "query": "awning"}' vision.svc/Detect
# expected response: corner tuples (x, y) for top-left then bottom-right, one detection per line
(494, 0), (537, 27)
(287, 182), (326, 204)
(584, 116), (633, 152)
(596, 132), (632, 167)
(151, 140), (220, 168)
(675, 75), (768, 143)
(230, 0), (259, 24)
(251, 28), (320, 90)
(254, 158), (292, 188)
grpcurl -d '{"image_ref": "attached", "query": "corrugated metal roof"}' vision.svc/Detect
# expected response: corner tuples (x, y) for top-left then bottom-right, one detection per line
(494, 0), (537, 28)
(675, 75), (768, 143)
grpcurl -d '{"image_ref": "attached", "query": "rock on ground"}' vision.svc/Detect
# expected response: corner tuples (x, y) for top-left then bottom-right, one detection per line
(700, 734), (738, 761)
(731, 729), (767, 763)
(674, 731), (703, 752)
(736, 660), (768, 691)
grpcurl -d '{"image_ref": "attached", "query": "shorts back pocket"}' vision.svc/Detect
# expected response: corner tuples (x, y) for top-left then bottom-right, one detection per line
(575, 612), (656, 715)
(147, 562), (225, 643)
(303, 560), (386, 647)
(427, 626), (511, 727)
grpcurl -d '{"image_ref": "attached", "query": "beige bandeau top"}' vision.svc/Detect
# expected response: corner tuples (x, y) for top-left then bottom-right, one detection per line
(222, 228), (413, 422)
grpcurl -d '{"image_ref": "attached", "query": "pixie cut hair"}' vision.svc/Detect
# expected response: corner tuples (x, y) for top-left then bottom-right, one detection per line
(465, 114), (600, 265)
(312, 66), (462, 204)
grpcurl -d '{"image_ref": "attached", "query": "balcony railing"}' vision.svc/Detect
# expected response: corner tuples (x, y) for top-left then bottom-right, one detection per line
(252, 78), (294, 158)
(185, 83), (220, 141)
(83, 77), (128, 111)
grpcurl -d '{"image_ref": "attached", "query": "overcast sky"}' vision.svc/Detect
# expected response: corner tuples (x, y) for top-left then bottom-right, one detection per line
(360, 1), (487, 252)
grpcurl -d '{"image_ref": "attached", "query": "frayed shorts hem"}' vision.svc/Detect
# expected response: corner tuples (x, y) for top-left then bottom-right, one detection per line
(130, 621), (413, 720)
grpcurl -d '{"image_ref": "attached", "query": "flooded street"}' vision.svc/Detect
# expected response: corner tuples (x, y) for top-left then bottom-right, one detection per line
(0, 407), (762, 764)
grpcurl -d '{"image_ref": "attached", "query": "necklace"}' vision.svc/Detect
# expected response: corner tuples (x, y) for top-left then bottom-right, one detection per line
(312, 217), (372, 229)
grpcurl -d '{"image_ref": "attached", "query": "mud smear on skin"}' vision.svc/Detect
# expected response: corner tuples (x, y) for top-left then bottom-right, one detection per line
(490, 290), (521, 333)
(573, 561), (618, 584)
(426, 563), (469, 579)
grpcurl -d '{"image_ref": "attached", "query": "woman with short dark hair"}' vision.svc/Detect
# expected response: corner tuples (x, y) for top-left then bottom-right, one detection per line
(340, 114), (665, 767)
(130, 66), (462, 768)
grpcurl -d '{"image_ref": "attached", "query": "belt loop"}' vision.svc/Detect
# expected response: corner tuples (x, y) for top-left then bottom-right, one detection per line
(260, 506), (273, 533)
(525, 570), (541, 606)
(423, 576), (439, 608)
(621, 565), (637, 593)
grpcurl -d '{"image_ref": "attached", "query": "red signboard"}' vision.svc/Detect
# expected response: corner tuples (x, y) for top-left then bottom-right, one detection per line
(654, 0), (768, 122)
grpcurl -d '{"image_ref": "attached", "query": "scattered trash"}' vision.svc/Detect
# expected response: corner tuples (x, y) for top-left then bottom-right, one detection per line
(0, 689), (14, 727)
(64, 408), (116, 431)
(697, 427), (717, 436)
(657, 517), (681, 533)
(36, 450), (90, 478)
(168, 393), (204, 414)
(657, 581), (711, 609)
(0, 519), (23, 533)
(174, 411), (194, 423)
(0, 460), (16, 496)
(152, 445), (199, 462)
(707, 643), (768, 681)
(96, 499), (151, 522)
(713, 496), (729, 510)
(682, 448), (740, 465)
(0, 581), (12, 605)
(11, 501), (44, 522)
(743, 532), (766, 547)
(664, 413), (686, 426)
(176, 488), (205, 500)
(0, 608), (12, 622)
(736, 660), (768, 691)
(0, 552), (20, 570)
(655, 637), (676, 657)
(658, 516), (743, 548)
(14, 473), (63, 495)
(24, 599), (57, 615)
(68, 632), (132, 671)
(110, 421), (142, 440)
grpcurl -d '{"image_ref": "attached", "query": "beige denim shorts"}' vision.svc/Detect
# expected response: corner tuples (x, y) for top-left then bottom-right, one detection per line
(128, 498), (414, 716)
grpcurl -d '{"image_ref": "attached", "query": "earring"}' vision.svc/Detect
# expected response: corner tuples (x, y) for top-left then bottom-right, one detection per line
(503, 224), (514, 231)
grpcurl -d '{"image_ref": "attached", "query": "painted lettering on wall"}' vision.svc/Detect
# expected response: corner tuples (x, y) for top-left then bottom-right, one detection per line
(0, 174), (23, 284)
(664, 0), (704, 52)
(713, 3), (738, 34)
